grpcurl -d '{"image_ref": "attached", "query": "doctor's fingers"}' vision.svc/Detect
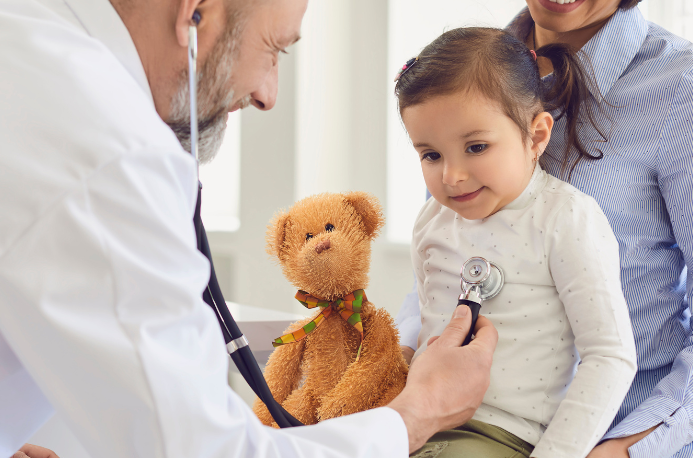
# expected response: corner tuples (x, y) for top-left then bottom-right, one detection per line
(429, 304), (472, 348)
(427, 314), (498, 355)
(17, 444), (61, 458)
(466, 316), (498, 358)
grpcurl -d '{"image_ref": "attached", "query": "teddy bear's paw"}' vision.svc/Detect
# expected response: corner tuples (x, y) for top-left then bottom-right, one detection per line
(282, 390), (320, 425)
(316, 396), (349, 421)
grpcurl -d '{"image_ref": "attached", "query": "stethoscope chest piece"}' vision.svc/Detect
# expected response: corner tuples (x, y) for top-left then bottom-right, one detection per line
(460, 257), (505, 301)
(458, 256), (505, 346)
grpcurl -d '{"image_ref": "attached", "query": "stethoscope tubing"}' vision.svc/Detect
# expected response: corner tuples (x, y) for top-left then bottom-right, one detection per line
(188, 21), (302, 428)
(195, 187), (303, 427)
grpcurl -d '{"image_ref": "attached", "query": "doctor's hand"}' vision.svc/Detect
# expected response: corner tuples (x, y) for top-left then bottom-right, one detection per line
(388, 305), (497, 454)
(13, 444), (60, 458)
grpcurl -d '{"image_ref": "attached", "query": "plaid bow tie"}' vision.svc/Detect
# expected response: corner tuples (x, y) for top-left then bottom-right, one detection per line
(272, 289), (366, 361)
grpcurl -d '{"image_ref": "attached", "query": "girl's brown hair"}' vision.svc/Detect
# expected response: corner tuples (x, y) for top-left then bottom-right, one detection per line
(395, 27), (604, 178)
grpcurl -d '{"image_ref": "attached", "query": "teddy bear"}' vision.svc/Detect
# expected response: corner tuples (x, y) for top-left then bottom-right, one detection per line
(252, 191), (409, 427)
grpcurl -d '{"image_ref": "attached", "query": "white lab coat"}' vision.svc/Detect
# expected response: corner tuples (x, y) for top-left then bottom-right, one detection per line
(0, 1), (408, 457)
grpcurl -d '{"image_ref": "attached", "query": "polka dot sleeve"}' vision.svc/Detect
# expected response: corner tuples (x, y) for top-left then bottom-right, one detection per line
(531, 196), (638, 458)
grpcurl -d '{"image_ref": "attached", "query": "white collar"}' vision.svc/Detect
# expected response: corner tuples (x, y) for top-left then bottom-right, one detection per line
(502, 163), (547, 211)
(61, 0), (154, 103)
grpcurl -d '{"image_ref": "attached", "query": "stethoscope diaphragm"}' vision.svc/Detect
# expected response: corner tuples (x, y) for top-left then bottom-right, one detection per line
(460, 257), (505, 301)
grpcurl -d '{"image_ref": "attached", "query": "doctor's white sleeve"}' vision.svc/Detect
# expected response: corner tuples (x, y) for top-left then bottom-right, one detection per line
(0, 150), (408, 458)
(530, 196), (638, 458)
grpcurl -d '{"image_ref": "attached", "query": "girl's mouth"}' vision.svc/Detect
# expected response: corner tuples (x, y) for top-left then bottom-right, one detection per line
(451, 187), (484, 202)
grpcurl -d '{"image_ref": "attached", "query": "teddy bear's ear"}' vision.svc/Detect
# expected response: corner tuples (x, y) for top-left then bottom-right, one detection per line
(343, 191), (385, 239)
(266, 211), (292, 260)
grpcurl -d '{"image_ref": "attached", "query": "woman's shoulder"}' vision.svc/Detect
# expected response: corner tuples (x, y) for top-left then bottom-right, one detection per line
(634, 22), (693, 81)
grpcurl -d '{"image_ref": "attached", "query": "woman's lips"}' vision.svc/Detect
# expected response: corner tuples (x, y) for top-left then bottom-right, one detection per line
(451, 187), (484, 202)
(537, 0), (585, 14)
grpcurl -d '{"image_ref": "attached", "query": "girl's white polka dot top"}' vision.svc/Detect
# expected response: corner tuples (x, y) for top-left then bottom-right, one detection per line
(411, 165), (637, 458)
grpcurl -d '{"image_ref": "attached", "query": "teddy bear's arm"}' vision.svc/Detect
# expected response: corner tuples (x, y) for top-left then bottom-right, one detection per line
(317, 308), (408, 420)
(252, 337), (306, 426)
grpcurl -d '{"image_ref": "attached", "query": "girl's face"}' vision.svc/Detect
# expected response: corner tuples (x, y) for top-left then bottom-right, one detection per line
(401, 91), (552, 221)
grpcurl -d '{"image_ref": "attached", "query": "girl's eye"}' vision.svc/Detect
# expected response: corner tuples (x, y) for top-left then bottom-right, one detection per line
(467, 144), (487, 154)
(421, 152), (441, 162)
(306, 233), (313, 241)
(325, 224), (335, 232)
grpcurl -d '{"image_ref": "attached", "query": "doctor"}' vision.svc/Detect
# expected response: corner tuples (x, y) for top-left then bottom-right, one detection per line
(0, 0), (498, 457)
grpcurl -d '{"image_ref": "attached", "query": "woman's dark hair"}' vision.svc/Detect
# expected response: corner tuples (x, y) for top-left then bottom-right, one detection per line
(395, 27), (604, 178)
(620, 0), (643, 9)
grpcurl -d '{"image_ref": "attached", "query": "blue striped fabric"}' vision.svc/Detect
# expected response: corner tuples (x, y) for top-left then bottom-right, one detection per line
(396, 6), (693, 457)
(509, 7), (693, 457)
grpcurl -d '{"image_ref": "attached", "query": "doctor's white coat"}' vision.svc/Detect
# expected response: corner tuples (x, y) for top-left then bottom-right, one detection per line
(0, 0), (408, 457)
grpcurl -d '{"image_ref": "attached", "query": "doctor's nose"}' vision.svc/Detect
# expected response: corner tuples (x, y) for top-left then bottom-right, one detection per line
(250, 64), (278, 111)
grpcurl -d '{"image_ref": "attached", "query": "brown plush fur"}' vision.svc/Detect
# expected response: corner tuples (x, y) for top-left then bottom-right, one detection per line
(253, 192), (409, 427)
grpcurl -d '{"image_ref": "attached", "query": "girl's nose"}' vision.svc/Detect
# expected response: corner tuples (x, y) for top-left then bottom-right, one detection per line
(442, 164), (468, 186)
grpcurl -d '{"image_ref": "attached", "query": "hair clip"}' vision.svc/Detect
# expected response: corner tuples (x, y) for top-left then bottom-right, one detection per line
(530, 50), (537, 61)
(394, 57), (419, 82)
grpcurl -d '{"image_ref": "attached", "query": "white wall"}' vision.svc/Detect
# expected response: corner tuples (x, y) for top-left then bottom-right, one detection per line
(208, 0), (412, 319)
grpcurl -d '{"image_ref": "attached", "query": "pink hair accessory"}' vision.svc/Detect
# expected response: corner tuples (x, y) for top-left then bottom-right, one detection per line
(394, 56), (419, 82)
(530, 50), (537, 61)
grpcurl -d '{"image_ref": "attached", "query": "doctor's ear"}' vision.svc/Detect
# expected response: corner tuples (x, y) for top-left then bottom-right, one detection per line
(175, 0), (204, 47)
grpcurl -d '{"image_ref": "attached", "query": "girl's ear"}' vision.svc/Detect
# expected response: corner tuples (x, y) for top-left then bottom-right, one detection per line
(530, 112), (554, 160)
(266, 211), (291, 260)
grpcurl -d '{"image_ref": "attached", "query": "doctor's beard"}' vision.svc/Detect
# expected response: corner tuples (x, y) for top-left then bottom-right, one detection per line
(166, 13), (250, 165)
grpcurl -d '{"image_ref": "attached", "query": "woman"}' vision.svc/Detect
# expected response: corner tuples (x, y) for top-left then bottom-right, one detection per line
(397, 1), (693, 457)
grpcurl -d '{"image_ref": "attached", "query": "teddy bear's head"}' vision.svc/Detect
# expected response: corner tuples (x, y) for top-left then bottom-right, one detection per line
(266, 192), (384, 301)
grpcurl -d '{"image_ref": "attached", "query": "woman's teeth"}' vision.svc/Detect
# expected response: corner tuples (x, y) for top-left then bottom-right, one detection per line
(549, 0), (577, 3)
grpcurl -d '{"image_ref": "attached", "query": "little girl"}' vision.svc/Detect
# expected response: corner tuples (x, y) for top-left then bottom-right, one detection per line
(395, 28), (637, 458)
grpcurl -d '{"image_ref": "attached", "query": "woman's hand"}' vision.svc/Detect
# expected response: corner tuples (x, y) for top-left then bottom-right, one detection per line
(586, 425), (659, 458)
(389, 305), (498, 453)
(13, 444), (60, 458)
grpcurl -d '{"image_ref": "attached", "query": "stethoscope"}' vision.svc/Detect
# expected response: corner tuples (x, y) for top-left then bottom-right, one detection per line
(187, 15), (303, 428)
(458, 257), (505, 346)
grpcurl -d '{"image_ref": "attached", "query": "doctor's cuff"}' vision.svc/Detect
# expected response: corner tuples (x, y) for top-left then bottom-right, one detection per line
(605, 395), (693, 458)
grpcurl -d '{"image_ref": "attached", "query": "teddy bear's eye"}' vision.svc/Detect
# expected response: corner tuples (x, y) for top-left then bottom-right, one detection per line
(325, 223), (335, 232)
(306, 233), (314, 241)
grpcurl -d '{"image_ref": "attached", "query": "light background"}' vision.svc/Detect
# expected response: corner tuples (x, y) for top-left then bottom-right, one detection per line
(29, 1), (693, 456)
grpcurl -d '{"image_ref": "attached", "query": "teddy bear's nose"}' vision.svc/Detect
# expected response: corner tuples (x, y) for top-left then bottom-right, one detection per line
(315, 239), (331, 254)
